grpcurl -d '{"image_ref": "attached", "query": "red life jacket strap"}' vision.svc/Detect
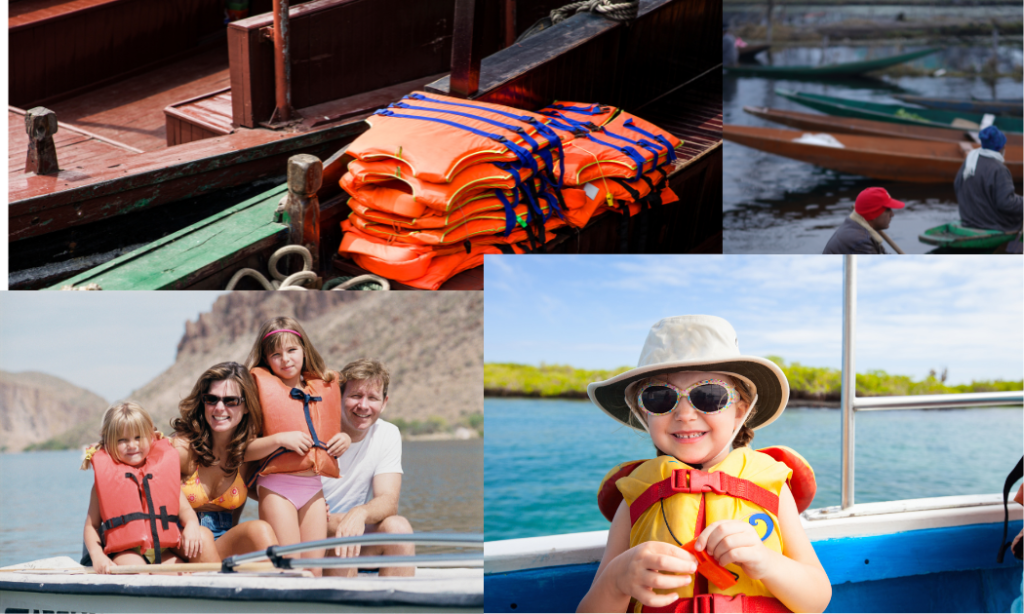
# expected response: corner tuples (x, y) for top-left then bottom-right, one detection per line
(629, 468), (779, 526)
(641, 594), (791, 613)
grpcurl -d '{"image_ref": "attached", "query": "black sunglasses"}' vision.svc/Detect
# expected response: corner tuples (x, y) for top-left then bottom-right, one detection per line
(637, 379), (738, 415)
(203, 394), (244, 408)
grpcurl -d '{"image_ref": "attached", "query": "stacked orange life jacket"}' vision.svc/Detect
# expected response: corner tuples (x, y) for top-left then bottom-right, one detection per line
(337, 92), (682, 289)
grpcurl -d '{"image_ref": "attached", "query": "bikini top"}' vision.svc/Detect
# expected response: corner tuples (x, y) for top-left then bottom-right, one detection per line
(181, 467), (247, 510)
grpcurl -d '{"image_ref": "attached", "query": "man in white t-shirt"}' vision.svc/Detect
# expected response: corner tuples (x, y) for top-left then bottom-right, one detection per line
(321, 358), (414, 576)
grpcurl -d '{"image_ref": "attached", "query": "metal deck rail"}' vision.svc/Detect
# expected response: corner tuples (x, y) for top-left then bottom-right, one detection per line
(839, 255), (1024, 509)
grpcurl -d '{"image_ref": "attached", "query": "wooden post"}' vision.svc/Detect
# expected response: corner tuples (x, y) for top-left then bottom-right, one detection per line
(269, 0), (294, 124)
(285, 154), (322, 274)
(502, 0), (516, 48)
(25, 107), (59, 175)
(450, 0), (486, 98)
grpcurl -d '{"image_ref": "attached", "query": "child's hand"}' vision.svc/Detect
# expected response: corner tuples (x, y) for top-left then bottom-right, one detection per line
(276, 431), (314, 454)
(326, 432), (351, 458)
(614, 541), (697, 608)
(696, 519), (772, 580)
(92, 553), (116, 575)
(181, 522), (204, 560)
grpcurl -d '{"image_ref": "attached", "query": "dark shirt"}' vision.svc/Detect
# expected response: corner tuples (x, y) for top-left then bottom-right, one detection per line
(822, 217), (886, 254)
(954, 155), (1023, 232)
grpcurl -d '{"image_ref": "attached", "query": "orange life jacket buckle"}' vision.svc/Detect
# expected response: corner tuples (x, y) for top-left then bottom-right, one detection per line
(671, 469), (725, 494)
(691, 594), (714, 613)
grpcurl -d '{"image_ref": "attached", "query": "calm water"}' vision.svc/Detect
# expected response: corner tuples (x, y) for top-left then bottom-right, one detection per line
(0, 439), (482, 567)
(723, 44), (1024, 254)
(484, 398), (1023, 541)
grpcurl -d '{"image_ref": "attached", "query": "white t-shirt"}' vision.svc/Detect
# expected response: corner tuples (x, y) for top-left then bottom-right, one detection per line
(321, 419), (403, 515)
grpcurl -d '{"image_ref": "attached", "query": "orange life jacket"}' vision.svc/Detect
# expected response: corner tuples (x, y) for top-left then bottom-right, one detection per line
(350, 92), (570, 184)
(343, 158), (538, 215)
(91, 437), (182, 561)
(249, 367), (341, 483)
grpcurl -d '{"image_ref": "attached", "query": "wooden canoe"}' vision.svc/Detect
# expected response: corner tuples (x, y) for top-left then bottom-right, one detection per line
(778, 90), (1024, 134)
(723, 124), (1023, 183)
(724, 48), (938, 78)
(743, 106), (1024, 148)
(919, 223), (1021, 250)
(893, 95), (1023, 118)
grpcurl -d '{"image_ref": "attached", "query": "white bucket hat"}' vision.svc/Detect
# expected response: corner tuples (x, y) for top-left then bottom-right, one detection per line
(587, 315), (790, 431)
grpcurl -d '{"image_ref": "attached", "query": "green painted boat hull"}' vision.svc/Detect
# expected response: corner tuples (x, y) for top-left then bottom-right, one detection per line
(918, 223), (1020, 249)
(725, 47), (939, 78)
(49, 184), (289, 290)
(779, 90), (1024, 134)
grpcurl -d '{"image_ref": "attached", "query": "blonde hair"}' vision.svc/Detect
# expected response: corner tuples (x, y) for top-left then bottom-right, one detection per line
(624, 372), (757, 455)
(245, 317), (335, 383)
(340, 358), (390, 397)
(81, 402), (155, 469)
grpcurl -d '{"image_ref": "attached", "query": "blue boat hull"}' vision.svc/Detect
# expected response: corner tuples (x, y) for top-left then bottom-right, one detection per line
(485, 521), (1023, 613)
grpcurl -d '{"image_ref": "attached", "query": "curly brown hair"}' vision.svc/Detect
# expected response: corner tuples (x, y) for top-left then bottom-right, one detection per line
(245, 317), (336, 383)
(171, 362), (262, 474)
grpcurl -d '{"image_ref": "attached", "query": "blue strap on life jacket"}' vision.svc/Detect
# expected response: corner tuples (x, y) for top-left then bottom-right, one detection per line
(245, 388), (330, 489)
(494, 189), (518, 237)
(547, 102), (606, 115)
(374, 109), (537, 174)
(389, 102), (542, 176)
(623, 119), (678, 164)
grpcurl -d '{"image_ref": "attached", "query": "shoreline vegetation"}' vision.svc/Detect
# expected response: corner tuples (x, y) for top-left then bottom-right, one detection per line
(484, 359), (1023, 407)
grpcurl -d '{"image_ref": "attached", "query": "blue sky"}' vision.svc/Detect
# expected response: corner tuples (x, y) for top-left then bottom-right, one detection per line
(484, 255), (1024, 385)
(0, 292), (226, 401)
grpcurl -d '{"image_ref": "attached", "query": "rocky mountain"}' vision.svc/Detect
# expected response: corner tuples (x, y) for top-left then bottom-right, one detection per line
(0, 371), (109, 452)
(6, 292), (483, 451)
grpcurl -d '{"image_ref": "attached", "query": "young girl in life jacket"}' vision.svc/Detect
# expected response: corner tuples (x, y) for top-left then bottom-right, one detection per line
(243, 318), (351, 574)
(578, 316), (831, 613)
(82, 403), (217, 574)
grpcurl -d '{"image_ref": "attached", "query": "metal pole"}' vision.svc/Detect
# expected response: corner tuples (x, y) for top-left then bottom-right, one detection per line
(451, 0), (484, 98)
(271, 0), (292, 123)
(841, 255), (856, 509)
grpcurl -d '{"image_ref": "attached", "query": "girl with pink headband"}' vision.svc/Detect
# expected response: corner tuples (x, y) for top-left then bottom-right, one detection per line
(243, 317), (350, 575)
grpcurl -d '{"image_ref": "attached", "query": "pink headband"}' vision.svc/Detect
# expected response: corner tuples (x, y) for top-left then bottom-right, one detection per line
(264, 329), (302, 339)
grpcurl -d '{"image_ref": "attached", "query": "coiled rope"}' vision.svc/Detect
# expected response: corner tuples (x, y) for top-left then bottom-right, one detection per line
(551, 0), (639, 25)
(517, 0), (639, 42)
(225, 245), (389, 291)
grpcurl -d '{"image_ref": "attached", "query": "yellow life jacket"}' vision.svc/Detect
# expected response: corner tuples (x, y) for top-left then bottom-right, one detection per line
(599, 446), (815, 613)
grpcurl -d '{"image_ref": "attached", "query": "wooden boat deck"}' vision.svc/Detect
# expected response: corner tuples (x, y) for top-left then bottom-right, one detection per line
(41, 44), (232, 152)
(8, 108), (137, 177)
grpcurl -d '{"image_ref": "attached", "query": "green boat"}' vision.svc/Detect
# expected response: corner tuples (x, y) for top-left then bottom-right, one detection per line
(919, 223), (1021, 250)
(725, 47), (939, 79)
(778, 90), (1024, 134)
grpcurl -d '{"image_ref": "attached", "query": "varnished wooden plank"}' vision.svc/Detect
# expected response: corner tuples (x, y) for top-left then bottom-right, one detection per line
(48, 184), (291, 290)
(10, 119), (369, 240)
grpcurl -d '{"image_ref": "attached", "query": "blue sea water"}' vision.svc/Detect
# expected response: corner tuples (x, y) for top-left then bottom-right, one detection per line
(484, 398), (1023, 541)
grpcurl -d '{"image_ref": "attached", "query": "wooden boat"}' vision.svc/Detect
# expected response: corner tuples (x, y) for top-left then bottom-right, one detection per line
(737, 43), (770, 61)
(482, 257), (1024, 613)
(1, 534), (483, 612)
(723, 124), (1023, 183)
(744, 105), (1024, 147)
(894, 95), (1023, 117)
(724, 48), (938, 78)
(919, 223), (1021, 250)
(28, 0), (724, 290)
(778, 90), (1024, 134)
(8, 0), (585, 287)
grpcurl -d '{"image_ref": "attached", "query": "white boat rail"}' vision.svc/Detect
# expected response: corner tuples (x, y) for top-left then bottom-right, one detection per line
(223, 533), (484, 572)
(839, 255), (1024, 509)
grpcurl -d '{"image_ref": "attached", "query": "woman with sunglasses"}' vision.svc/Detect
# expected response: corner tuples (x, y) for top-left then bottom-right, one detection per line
(578, 315), (831, 613)
(170, 362), (279, 558)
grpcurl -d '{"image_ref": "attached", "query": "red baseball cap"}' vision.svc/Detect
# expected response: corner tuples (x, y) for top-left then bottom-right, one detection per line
(855, 187), (905, 221)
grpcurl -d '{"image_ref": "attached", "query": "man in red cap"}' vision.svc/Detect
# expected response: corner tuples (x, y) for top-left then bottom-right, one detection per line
(823, 187), (905, 254)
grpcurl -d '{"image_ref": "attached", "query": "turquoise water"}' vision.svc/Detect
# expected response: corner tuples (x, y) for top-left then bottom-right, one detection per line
(484, 398), (1023, 541)
(0, 440), (482, 567)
